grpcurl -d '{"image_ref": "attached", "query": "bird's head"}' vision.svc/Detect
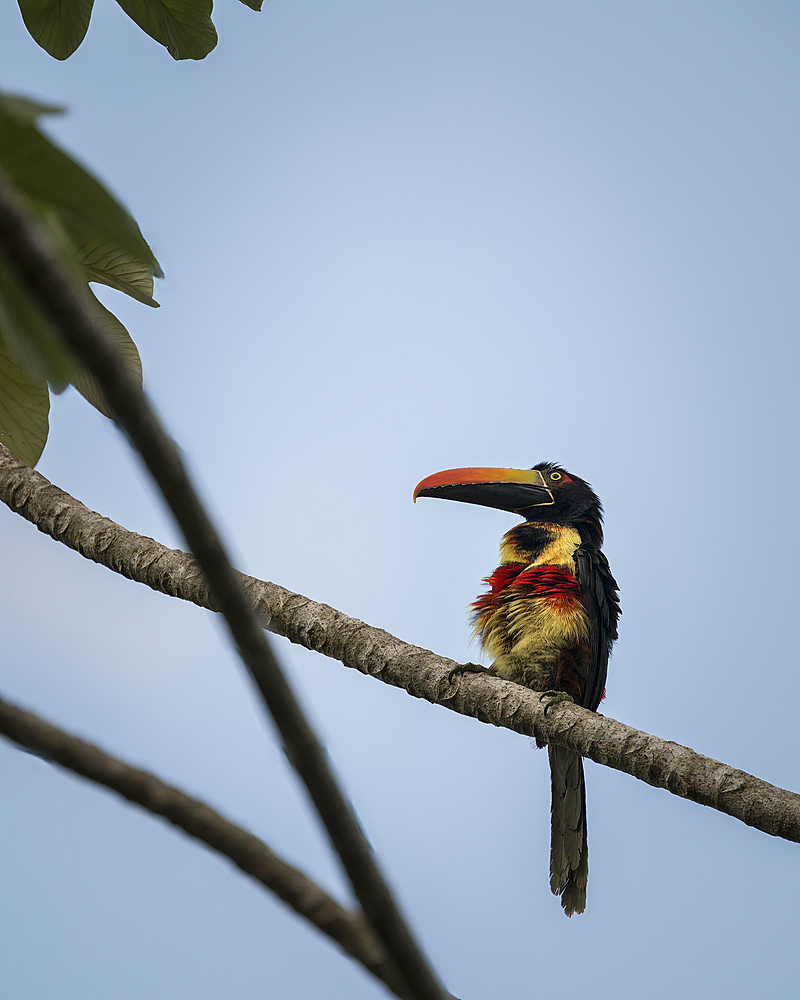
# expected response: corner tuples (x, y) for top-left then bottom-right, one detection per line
(413, 462), (604, 545)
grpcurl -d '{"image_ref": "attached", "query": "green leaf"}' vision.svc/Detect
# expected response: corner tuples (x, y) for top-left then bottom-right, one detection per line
(236, 0), (262, 11)
(115, 0), (217, 60)
(17, 0), (95, 60)
(0, 250), (76, 393)
(0, 90), (160, 456)
(0, 334), (50, 467)
(76, 238), (160, 307)
(70, 292), (143, 419)
(0, 94), (66, 124)
(0, 96), (162, 274)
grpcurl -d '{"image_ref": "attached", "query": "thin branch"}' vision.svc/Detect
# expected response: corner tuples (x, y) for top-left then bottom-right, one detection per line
(0, 693), (417, 1000)
(0, 175), (449, 1000)
(2, 443), (799, 845)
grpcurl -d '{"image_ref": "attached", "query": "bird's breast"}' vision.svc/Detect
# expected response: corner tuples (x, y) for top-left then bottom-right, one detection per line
(471, 525), (590, 689)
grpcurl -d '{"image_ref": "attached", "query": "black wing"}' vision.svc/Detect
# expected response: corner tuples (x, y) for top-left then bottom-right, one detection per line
(574, 546), (621, 712)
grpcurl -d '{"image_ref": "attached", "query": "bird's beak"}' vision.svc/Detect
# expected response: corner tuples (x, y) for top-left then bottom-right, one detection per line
(413, 467), (554, 515)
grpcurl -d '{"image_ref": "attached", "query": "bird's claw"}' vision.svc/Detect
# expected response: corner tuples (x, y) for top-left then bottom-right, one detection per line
(447, 662), (496, 685)
(538, 690), (575, 716)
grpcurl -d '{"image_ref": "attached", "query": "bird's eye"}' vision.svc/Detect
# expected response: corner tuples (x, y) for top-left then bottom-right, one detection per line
(549, 472), (562, 481)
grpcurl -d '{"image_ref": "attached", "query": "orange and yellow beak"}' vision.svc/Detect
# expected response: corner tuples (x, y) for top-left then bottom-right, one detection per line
(413, 467), (555, 515)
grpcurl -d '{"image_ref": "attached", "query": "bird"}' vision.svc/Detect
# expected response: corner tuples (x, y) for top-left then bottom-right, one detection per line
(413, 462), (620, 915)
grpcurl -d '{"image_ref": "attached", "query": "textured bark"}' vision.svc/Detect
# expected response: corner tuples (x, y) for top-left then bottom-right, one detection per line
(2, 442), (800, 845)
(0, 695), (417, 999)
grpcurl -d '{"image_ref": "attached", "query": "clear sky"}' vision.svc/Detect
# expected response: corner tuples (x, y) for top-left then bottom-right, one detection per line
(2, 3), (799, 998)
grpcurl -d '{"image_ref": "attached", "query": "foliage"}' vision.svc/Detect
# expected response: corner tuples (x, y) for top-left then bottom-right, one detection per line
(0, 93), (161, 465)
(16, 0), (263, 62)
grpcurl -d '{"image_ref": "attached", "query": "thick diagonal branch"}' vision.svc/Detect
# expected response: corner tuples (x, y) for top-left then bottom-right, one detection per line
(0, 694), (415, 999)
(2, 443), (799, 845)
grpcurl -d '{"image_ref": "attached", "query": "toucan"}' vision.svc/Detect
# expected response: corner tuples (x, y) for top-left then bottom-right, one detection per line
(414, 462), (620, 915)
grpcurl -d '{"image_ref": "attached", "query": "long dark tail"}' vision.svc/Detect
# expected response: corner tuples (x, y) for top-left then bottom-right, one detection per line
(548, 744), (588, 916)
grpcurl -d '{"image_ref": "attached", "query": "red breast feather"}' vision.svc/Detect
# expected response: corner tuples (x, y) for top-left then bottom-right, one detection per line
(470, 563), (590, 687)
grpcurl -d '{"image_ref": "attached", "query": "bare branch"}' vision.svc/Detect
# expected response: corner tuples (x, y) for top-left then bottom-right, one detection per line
(0, 176), (449, 1000)
(2, 443), (799, 845)
(0, 693), (418, 1000)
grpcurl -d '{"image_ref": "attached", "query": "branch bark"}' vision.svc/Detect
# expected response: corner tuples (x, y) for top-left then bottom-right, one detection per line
(2, 442), (799, 846)
(0, 694), (415, 1000)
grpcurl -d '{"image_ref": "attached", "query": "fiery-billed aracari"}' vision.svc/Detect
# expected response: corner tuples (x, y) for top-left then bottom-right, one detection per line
(413, 463), (620, 916)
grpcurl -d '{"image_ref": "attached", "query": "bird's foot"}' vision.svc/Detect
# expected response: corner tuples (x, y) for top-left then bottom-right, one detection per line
(447, 662), (496, 685)
(538, 690), (575, 716)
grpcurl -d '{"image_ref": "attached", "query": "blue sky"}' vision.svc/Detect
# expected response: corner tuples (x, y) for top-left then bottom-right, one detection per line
(2, 3), (799, 998)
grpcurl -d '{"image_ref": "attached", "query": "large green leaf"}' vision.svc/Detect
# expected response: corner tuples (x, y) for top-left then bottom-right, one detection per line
(0, 92), (162, 450)
(0, 209), (145, 405)
(0, 247), (76, 393)
(18, 0), (262, 61)
(115, 0), (217, 60)
(76, 238), (160, 307)
(70, 292), (143, 419)
(0, 96), (161, 274)
(0, 334), (49, 467)
(17, 0), (95, 60)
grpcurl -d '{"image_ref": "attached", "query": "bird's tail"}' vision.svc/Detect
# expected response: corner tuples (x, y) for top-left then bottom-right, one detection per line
(548, 743), (588, 916)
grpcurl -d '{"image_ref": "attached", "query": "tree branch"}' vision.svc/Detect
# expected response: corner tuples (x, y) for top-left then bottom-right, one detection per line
(0, 693), (417, 1000)
(0, 175), (449, 1000)
(2, 442), (799, 845)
